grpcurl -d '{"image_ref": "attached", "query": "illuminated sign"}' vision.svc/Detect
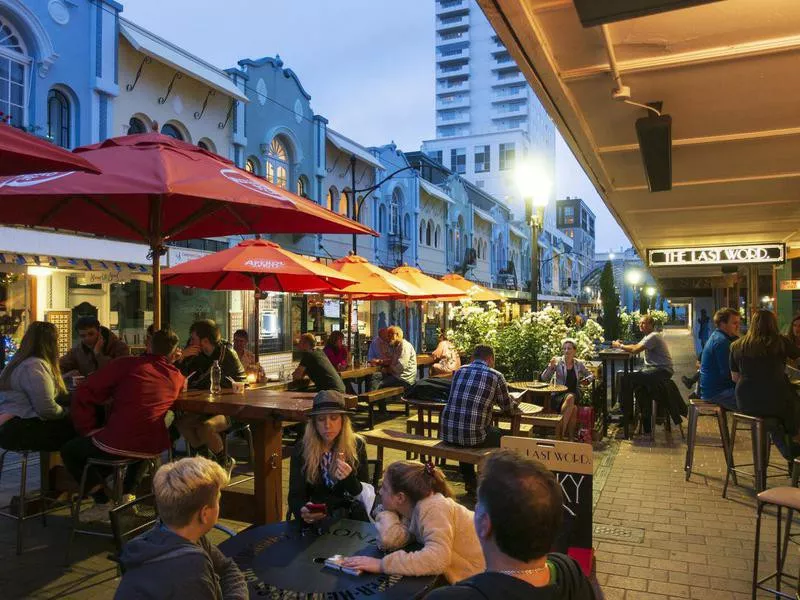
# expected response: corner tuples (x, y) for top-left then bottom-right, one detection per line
(648, 244), (785, 267)
(780, 280), (800, 291)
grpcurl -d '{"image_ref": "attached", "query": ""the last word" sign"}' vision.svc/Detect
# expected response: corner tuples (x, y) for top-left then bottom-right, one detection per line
(648, 243), (785, 267)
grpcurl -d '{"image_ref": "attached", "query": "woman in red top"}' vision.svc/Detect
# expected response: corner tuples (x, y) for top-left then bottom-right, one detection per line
(323, 330), (349, 371)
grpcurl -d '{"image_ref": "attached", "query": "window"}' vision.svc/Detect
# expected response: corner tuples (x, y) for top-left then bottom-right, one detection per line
(266, 138), (289, 189)
(419, 219), (425, 244)
(161, 123), (184, 140)
(356, 195), (365, 222)
(428, 150), (443, 165)
(0, 18), (27, 128)
(127, 117), (147, 135)
(296, 176), (307, 198)
(339, 189), (349, 216)
(404, 214), (411, 239)
(499, 143), (515, 171)
(47, 89), (70, 148)
(327, 186), (338, 212)
(474, 145), (490, 173)
(426, 222), (432, 246)
(389, 189), (402, 235)
(450, 147), (465, 174)
(378, 204), (387, 233)
(435, 225), (441, 249)
(198, 140), (209, 151)
(245, 157), (259, 175)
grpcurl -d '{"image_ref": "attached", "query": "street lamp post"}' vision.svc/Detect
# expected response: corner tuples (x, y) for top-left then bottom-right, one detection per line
(625, 269), (643, 313)
(515, 162), (552, 312)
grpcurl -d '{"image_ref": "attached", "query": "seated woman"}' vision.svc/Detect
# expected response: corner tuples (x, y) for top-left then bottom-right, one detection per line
(0, 321), (75, 451)
(787, 313), (800, 369)
(323, 330), (350, 371)
(430, 333), (460, 376)
(288, 390), (369, 522)
(730, 309), (800, 458)
(343, 461), (485, 584)
(540, 338), (594, 440)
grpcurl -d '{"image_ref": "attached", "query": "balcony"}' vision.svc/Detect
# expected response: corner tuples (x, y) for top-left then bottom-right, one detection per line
(437, 93), (470, 109)
(436, 78), (470, 94)
(388, 232), (410, 254)
(437, 13), (469, 32)
(436, 46), (470, 64)
(437, 110), (470, 126)
(490, 53), (515, 70)
(492, 101), (529, 119)
(492, 85), (526, 102)
(492, 70), (524, 86)
(438, 29), (470, 44)
(436, 0), (468, 16)
(437, 63), (470, 79)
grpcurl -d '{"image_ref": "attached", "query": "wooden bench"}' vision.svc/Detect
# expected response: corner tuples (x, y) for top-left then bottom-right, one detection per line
(405, 406), (564, 440)
(357, 387), (407, 429)
(362, 429), (494, 473)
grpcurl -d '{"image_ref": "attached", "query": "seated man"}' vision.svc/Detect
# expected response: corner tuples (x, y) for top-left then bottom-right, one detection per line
(427, 450), (596, 600)
(61, 329), (185, 522)
(60, 315), (130, 377)
(115, 456), (248, 600)
(440, 345), (517, 493)
(381, 326), (416, 389)
(367, 327), (391, 367)
(292, 333), (346, 393)
(699, 307), (740, 410)
(612, 314), (674, 433)
(176, 320), (245, 472)
(233, 328), (264, 381)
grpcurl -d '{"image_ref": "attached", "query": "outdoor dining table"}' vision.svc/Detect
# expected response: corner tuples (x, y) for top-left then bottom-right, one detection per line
(416, 354), (435, 379)
(597, 349), (634, 437)
(219, 518), (436, 599)
(507, 381), (568, 413)
(173, 387), (356, 524)
(404, 396), (542, 437)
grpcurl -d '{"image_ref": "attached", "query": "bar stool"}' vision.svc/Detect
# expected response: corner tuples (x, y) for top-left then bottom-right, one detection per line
(224, 423), (255, 486)
(684, 400), (733, 481)
(67, 455), (160, 561)
(723, 413), (789, 497)
(0, 449), (50, 555)
(752, 486), (800, 599)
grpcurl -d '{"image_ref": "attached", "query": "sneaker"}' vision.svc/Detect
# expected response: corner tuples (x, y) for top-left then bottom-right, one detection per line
(120, 493), (136, 506)
(81, 501), (112, 524)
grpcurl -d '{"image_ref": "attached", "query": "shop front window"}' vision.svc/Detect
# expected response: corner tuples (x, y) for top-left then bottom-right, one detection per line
(167, 286), (230, 344)
(0, 271), (28, 367)
(110, 279), (154, 351)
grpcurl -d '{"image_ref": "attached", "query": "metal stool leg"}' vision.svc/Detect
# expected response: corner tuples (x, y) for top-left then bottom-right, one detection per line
(753, 500), (763, 600)
(685, 403), (699, 480)
(66, 463), (91, 562)
(723, 414), (739, 498)
(651, 398), (657, 442)
(776, 505), (783, 595)
(753, 421), (768, 493)
(16, 452), (27, 555)
(717, 408), (736, 485)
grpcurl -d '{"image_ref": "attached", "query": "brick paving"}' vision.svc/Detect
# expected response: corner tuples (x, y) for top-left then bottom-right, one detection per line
(0, 327), (797, 598)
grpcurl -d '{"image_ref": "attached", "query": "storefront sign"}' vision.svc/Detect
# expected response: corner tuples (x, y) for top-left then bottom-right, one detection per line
(75, 271), (123, 284)
(780, 280), (800, 291)
(167, 247), (209, 267)
(647, 244), (785, 267)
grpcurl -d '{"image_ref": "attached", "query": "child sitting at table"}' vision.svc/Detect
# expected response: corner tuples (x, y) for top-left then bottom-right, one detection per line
(342, 460), (484, 583)
(115, 456), (247, 600)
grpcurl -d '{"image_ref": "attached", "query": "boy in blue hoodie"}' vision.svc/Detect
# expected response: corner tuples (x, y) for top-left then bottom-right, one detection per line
(115, 457), (248, 600)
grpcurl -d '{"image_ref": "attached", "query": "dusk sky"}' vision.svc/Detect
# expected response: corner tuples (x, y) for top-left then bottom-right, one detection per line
(121, 0), (628, 251)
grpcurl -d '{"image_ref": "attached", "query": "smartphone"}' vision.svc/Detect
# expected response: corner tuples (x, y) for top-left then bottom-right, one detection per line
(306, 502), (327, 514)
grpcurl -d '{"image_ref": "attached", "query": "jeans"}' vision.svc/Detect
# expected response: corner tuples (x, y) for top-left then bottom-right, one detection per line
(705, 388), (737, 411)
(60, 436), (144, 504)
(454, 427), (502, 490)
(623, 368), (673, 432)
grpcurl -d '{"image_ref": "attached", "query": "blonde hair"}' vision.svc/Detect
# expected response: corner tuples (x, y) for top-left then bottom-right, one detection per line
(0, 321), (66, 395)
(153, 456), (229, 527)
(302, 413), (362, 485)
(384, 461), (453, 504)
(387, 325), (403, 341)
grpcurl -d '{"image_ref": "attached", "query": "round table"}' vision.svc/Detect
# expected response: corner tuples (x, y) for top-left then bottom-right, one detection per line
(508, 381), (568, 413)
(219, 518), (435, 599)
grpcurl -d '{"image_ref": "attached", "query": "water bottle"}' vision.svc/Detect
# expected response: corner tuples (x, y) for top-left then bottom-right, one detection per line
(550, 371), (557, 387)
(210, 360), (222, 394)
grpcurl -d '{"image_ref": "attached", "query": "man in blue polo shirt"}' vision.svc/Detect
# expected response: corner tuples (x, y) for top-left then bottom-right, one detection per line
(699, 307), (740, 410)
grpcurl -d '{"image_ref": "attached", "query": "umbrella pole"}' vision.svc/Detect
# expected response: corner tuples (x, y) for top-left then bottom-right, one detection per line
(347, 296), (353, 358)
(150, 195), (163, 329)
(253, 291), (260, 362)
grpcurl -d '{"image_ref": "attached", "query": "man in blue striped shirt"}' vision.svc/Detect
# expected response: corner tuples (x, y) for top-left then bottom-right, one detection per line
(440, 345), (517, 493)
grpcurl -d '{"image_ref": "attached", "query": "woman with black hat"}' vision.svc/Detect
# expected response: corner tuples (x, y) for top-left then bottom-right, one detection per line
(288, 390), (370, 522)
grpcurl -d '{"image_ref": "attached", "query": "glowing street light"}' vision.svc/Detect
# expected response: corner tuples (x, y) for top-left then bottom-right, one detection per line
(646, 286), (656, 297)
(625, 270), (643, 286)
(515, 160), (552, 311)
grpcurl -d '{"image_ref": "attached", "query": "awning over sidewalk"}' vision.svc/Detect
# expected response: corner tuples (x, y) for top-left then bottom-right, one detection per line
(0, 252), (150, 276)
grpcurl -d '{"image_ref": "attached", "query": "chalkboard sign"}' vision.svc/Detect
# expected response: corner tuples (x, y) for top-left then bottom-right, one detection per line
(501, 437), (593, 575)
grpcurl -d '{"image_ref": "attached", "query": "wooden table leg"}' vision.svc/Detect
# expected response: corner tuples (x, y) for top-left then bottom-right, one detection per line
(252, 417), (283, 524)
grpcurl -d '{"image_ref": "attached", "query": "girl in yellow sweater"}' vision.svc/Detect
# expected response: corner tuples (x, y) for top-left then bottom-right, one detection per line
(343, 461), (485, 583)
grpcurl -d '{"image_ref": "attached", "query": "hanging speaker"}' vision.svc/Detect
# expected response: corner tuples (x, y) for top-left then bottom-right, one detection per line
(635, 113), (672, 192)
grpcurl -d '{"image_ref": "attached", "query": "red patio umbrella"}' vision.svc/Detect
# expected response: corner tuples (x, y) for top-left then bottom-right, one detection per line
(0, 123), (101, 175)
(161, 238), (358, 360)
(0, 133), (376, 326)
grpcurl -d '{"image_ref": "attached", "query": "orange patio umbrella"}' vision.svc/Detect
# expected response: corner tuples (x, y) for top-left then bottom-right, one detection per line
(440, 273), (504, 302)
(331, 255), (426, 299)
(162, 238), (358, 360)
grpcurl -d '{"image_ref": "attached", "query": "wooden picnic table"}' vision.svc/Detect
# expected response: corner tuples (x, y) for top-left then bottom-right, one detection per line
(403, 396), (542, 437)
(173, 387), (356, 525)
(507, 381), (568, 413)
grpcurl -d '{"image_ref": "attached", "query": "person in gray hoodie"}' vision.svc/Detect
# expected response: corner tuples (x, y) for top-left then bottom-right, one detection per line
(115, 456), (248, 600)
(0, 321), (75, 451)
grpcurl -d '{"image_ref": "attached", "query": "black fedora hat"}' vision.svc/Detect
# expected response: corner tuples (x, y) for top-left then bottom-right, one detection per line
(307, 390), (351, 417)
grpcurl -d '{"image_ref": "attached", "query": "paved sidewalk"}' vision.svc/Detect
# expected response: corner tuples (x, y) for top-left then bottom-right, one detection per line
(0, 327), (797, 598)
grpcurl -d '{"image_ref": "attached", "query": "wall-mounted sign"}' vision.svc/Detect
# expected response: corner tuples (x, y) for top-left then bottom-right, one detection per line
(648, 244), (785, 267)
(780, 280), (800, 291)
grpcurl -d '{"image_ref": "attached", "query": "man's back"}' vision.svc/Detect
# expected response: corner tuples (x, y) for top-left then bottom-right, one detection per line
(440, 360), (511, 446)
(640, 331), (674, 374)
(699, 328), (735, 398)
(300, 349), (346, 392)
(390, 339), (417, 385)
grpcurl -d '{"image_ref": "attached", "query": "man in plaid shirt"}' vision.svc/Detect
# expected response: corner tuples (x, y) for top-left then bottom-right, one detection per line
(440, 345), (517, 492)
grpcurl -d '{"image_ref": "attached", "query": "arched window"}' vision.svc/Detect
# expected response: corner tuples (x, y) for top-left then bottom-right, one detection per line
(266, 137), (289, 189)
(339, 189), (350, 216)
(434, 225), (441, 249)
(161, 123), (184, 140)
(448, 229), (454, 261)
(356, 195), (365, 222)
(197, 138), (215, 153)
(419, 219), (425, 244)
(403, 214), (411, 239)
(327, 186), (338, 212)
(245, 156), (260, 175)
(476, 238), (481, 260)
(0, 17), (27, 128)
(47, 89), (70, 148)
(389, 188), (402, 235)
(378, 204), (387, 233)
(128, 117), (147, 135)
(426, 222), (432, 246)
(297, 176), (307, 197)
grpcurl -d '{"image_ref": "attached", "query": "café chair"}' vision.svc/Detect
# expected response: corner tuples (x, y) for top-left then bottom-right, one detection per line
(0, 449), (54, 555)
(751, 486), (800, 599)
(684, 400), (733, 482)
(723, 413), (790, 497)
(223, 423), (256, 487)
(67, 455), (162, 562)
